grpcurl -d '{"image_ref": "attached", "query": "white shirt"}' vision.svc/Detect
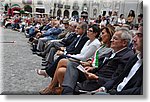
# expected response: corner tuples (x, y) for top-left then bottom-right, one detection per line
(103, 47), (127, 63)
(71, 39), (100, 61)
(117, 53), (142, 92)
(118, 18), (126, 24)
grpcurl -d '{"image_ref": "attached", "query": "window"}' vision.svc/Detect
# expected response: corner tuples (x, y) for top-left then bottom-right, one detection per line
(36, 8), (45, 13)
(37, 0), (43, 5)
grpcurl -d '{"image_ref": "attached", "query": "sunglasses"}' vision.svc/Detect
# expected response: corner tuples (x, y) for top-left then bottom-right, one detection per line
(88, 30), (93, 32)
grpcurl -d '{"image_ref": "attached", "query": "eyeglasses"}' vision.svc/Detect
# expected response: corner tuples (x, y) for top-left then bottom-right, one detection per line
(136, 33), (143, 37)
(101, 32), (105, 35)
(88, 30), (93, 32)
(111, 36), (122, 40)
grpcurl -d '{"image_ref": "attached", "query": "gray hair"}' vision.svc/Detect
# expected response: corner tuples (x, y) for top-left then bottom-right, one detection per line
(69, 21), (79, 28)
(79, 22), (88, 33)
(116, 27), (132, 46)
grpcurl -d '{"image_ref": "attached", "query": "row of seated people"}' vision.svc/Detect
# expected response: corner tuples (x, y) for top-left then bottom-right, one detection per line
(27, 19), (142, 95)
(27, 19), (63, 53)
(34, 21), (100, 78)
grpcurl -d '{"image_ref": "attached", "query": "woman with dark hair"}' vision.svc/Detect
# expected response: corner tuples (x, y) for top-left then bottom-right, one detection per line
(126, 10), (135, 25)
(39, 25), (115, 95)
(118, 14), (126, 25)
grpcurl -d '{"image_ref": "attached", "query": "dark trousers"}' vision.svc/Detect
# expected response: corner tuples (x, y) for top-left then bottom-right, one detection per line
(45, 41), (64, 63)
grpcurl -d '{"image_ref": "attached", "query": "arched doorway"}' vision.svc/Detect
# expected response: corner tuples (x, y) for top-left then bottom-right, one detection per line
(24, 5), (32, 13)
(72, 11), (79, 17)
(64, 10), (69, 18)
(11, 4), (20, 8)
(72, 11), (79, 21)
(81, 11), (88, 18)
(11, 7), (21, 16)
(57, 9), (61, 17)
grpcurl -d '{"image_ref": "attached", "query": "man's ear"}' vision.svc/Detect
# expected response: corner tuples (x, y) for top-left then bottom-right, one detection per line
(122, 40), (128, 47)
(94, 32), (98, 36)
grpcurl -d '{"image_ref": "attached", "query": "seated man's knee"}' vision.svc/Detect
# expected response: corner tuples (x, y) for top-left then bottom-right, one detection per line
(51, 47), (56, 51)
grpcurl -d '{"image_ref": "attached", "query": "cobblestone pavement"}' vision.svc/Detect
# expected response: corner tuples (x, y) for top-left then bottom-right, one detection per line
(0, 27), (51, 95)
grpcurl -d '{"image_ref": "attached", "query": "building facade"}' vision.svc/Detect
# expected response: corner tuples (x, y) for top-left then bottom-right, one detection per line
(51, 0), (143, 19)
(1, 0), (143, 18)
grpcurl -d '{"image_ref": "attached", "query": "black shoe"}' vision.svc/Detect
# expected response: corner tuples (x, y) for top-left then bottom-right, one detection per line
(42, 61), (48, 64)
(41, 66), (48, 70)
(42, 58), (46, 61)
(32, 44), (37, 52)
(36, 52), (45, 58)
(32, 51), (37, 54)
(36, 50), (41, 52)
(31, 48), (36, 52)
(41, 62), (48, 66)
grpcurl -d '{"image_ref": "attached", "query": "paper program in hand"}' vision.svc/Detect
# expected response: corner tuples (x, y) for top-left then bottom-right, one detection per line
(77, 64), (86, 73)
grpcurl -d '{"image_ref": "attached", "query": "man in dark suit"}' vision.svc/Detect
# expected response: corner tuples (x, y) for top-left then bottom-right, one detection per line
(61, 27), (134, 95)
(94, 27), (143, 95)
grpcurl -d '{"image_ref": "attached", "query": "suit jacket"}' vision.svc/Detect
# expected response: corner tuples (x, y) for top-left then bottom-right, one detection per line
(66, 33), (89, 54)
(58, 29), (70, 39)
(95, 48), (134, 80)
(60, 32), (77, 47)
(104, 54), (143, 95)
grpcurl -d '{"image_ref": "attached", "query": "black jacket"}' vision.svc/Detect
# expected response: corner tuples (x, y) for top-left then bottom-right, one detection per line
(66, 33), (89, 54)
(60, 32), (77, 47)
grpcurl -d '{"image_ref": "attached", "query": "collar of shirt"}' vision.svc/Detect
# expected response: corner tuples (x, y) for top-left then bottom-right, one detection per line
(137, 53), (143, 64)
(112, 47), (127, 54)
(77, 35), (80, 37)
(108, 47), (127, 59)
(137, 53), (142, 60)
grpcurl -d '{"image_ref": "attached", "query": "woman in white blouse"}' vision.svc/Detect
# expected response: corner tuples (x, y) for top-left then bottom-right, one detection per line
(69, 27), (100, 61)
(117, 14), (126, 25)
(39, 24), (101, 94)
